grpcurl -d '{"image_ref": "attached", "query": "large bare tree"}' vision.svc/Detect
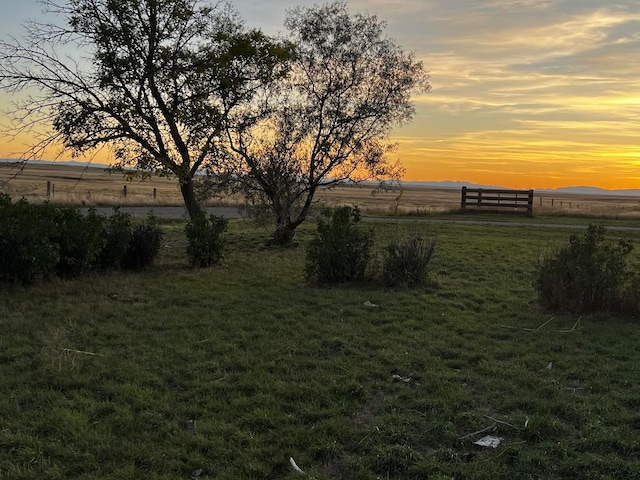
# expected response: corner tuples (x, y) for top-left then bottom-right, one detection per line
(213, 1), (430, 245)
(0, 0), (291, 219)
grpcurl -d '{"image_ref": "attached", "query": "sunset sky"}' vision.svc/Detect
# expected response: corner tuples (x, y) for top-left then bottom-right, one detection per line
(2, 0), (640, 189)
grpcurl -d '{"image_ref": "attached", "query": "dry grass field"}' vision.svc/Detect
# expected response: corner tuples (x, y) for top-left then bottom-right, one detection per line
(2, 161), (640, 218)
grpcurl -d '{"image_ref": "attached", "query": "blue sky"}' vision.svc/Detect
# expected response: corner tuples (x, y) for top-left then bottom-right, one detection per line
(3, 0), (640, 189)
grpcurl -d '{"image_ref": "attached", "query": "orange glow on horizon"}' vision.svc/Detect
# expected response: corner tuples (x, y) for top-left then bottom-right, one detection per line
(1, 105), (639, 192)
(393, 131), (640, 191)
(2, 135), (640, 191)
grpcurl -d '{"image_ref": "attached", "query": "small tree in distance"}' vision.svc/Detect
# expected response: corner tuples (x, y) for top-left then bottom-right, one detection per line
(0, 0), (292, 220)
(210, 1), (430, 245)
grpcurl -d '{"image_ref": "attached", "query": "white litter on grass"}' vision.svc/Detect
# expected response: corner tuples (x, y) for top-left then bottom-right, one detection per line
(546, 362), (553, 369)
(391, 374), (412, 383)
(289, 457), (305, 474)
(473, 435), (502, 449)
(363, 301), (380, 308)
(524, 416), (529, 428)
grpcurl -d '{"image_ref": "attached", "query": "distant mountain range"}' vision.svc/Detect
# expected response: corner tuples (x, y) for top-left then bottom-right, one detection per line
(1, 158), (111, 169)
(401, 181), (640, 197)
(545, 186), (640, 196)
(3, 158), (639, 197)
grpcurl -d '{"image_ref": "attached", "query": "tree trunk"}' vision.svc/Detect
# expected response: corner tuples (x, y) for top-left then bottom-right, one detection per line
(271, 222), (296, 247)
(180, 177), (202, 220)
(269, 188), (316, 246)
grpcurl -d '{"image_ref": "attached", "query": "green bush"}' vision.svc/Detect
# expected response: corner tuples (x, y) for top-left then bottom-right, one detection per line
(185, 212), (228, 267)
(0, 195), (60, 284)
(0, 196), (165, 283)
(534, 224), (636, 313)
(382, 235), (436, 288)
(305, 206), (374, 284)
(122, 214), (163, 270)
(52, 207), (104, 277)
(96, 208), (133, 270)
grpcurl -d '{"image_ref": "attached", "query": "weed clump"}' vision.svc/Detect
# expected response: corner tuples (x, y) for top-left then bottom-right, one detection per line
(382, 235), (437, 288)
(305, 206), (374, 284)
(185, 212), (228, 267)
(534, 224), (638, 313)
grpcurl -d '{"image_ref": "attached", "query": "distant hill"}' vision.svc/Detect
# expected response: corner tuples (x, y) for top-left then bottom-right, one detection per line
(0, 158), (111, 169)
(548, 186), (640, 197)
(3, 159), (639, 196)
(402, 180), (501, 190)
(402, 181), (640, 197)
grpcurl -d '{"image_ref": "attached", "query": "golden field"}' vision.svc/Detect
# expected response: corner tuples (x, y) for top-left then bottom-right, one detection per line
(2, 161), (640, 218)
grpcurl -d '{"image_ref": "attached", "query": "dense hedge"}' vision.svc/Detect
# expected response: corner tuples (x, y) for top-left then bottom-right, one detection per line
(0, 194), (162, 284)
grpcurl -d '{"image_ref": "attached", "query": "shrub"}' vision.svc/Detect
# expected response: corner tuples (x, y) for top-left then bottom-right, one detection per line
(122, 214), (163, 270)
(0, 196), (165, 283)
(382, 235), (437, 288)
(534, 224), (636, 313)
(52, 207), (104, 277)
(96, 208), (132, 270)
(305, 206), (374, 284)
(185, 212), (228, 267)
(0, 196), (59, 284)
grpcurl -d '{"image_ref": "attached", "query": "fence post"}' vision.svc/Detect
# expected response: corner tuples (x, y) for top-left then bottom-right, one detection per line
(461, 186), (467, 209)
(528, 189), (534, 216)
(46, 181), (51, 199)
(153, 188), (157, 200)
(122, 185), (127, 198)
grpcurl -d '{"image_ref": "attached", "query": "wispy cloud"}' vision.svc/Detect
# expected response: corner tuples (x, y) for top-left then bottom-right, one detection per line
(3, 0), (639, 188)
(387, 1), (640, 187)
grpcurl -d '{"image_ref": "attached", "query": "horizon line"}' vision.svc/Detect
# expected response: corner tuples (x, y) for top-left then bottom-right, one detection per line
(1, 157), (638, 194)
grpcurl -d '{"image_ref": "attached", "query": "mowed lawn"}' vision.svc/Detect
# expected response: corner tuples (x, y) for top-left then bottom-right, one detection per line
(1, 218), (640, 479)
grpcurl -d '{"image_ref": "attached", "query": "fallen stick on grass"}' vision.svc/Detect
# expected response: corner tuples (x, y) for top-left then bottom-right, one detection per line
(483, 415), (521, 430)
(499, 315), (582, 333)
(558, 318), (581, 333)
(61, 348), (106, 357)
(458, 423), (496, 440)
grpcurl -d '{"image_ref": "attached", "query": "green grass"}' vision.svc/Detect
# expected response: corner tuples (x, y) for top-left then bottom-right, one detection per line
(1, 219), (640, 479)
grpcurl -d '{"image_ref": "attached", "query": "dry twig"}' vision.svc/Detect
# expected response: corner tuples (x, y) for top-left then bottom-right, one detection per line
(499, 315), (582, 333)
(483, 415), (521, 430)
(458, 423), (496, 440)
(61, 348), (105, 357)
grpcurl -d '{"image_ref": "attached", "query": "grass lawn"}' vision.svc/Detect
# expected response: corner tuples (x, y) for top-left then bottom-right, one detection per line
(1, 218), (640, 479)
